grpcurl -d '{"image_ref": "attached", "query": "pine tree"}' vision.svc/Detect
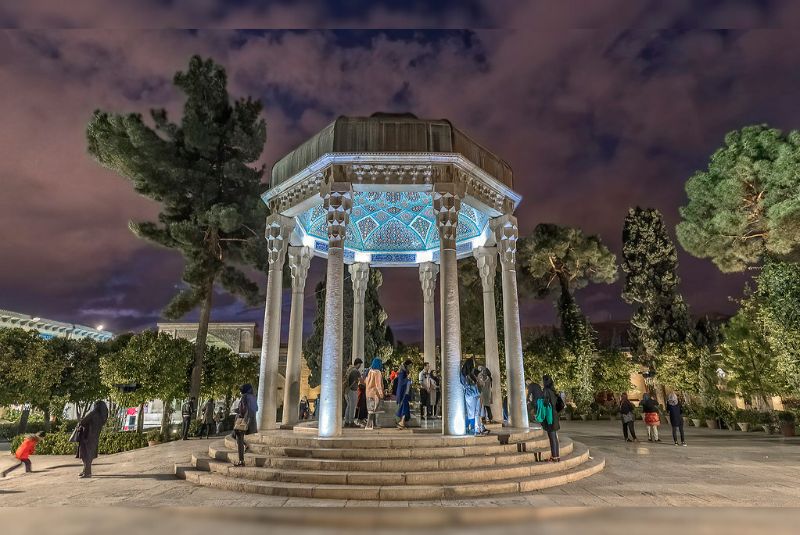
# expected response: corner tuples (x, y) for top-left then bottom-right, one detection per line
(621, 207), (692, 390)
(87, 56), (268, 401)
(518, 223), (618, 409)
(304, 267), (393, 387)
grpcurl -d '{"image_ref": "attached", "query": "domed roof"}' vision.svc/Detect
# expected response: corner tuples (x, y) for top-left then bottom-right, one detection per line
(271, 113), (513, 188)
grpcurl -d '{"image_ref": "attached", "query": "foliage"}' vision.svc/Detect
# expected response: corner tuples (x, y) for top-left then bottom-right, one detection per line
(100, 331), (195, 412)
(304, 267), (393, 388)
(10, 430), (148, 455)
(592, 348), (636, 395)
(0, 421), (47, 441)
(44, 337), (108, 420)
(518, 223), (617, 411)
(0, 328), (62, 409)
(621, 207), (691, 360)
(756, 260), (800, 395)
(721, 294), (784, 404)
(778, 410), (796, 423)
(678, 124), (800, 272)
(458, 258), (504, 357)
(201, 345), (258, 401)
(87, 55), (269, 400)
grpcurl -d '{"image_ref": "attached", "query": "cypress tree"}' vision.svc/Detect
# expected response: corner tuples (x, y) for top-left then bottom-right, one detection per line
(87, 56), (268, 401)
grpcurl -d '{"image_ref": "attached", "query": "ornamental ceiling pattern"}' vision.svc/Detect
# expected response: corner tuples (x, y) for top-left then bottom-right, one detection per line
(297, 191), (488, 253)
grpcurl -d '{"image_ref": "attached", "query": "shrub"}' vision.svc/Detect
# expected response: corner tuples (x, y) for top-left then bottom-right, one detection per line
(0, 421), (48, 441)
(10, 430), (147, 455)
(777, 411), (796, 424)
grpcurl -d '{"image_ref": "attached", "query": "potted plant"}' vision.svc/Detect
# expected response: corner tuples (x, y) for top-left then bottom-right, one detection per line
(146, 429), (163, 446)
(703, 407), (719, 429)
(564, 405), (575, 421)
(753, 411), (773, 433)
(735, 409), (751, 432)
(778, 411), (795, 437)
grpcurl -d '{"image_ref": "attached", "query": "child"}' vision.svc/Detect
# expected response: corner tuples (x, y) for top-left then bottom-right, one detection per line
(2, 432), (44, 477)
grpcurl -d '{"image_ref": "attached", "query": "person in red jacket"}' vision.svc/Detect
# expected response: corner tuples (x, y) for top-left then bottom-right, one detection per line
(2, 432), (44, 477)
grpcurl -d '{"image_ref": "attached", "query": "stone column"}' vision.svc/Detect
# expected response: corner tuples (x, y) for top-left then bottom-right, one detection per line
(256, 214), (294, 431)
(418, 262), (439, 369)
(492, 214), (529, 430)
(474, 246), (503, 424)
(433, 183), (466, 436)
(282, 245), (312, 427)
(318, 182), (353, 438)
(349, 262), (370, 364)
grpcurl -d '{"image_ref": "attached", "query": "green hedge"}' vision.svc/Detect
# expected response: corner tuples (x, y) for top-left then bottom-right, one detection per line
(10, 430), (148, 455)
(0, 421), (48, 441)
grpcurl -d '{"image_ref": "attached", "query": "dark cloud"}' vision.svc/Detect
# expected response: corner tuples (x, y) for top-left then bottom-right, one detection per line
(1, 3), (798, 341)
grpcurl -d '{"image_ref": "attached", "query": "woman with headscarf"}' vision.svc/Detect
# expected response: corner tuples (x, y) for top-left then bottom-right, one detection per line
(75, 400), (108, 478)
(667, 393), (686, 446)
(395, 360), (413, 429)
(542, 375), (562, 462)
(233, 384), (258, 466)
(641, 393), (661, 442)
(478, 366), (494, 424)
(461, 357), (487, 436)
(364, 357), (384, 430)
(619, 392), (637, 442)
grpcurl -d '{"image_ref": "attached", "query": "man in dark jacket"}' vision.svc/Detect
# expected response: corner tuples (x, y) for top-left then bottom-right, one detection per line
(76, 401), (108, 478)
(181, 397), (196, 440)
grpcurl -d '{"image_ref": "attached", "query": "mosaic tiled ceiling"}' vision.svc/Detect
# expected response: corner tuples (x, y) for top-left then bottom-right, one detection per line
(297, 191), (489, 254)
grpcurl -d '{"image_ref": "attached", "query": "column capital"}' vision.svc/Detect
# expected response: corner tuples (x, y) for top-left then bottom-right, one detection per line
(287, 245), (313, 292)
(432, 183), (465, 250)
(349, 262), (370, 305)
(322, 182), (352, 249)
(265, 214), (294, 267)
(491, 214), (519, 268)
(473, 246), (498, 291)
(419, 261), (439, 303)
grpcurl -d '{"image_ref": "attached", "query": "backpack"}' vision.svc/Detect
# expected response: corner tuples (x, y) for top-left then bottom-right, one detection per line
(535, 398), (553, 425)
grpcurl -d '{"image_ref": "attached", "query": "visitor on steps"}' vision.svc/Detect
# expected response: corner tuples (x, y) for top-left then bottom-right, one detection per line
(299, 397), (309, 421)
(199, 398), (215, 439)
(461, 358), (488, 436)
(214, 405), (226, 435)
(395, 359), (413, 429)
(527, 381), (542, 423)
(232, 383), (257, 467)
(430, 369), (441, 418)
(75, 400), (108, 478)
(181, 396), (196, 440)
(1, 432), (44, 477)
(667, 393), (686, 446)
(641, 393), (661, 442)
(356, 370), (368, 426)
(619, 393), (638, 442)
(344, 358), (363, 428)
(365, 357), (384, 430)
(479, 366), (495, 424)
(418, 362), (432, 420)
(542, 375), (563, 462)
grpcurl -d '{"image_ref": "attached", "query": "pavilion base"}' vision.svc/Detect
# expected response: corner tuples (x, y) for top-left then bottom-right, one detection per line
(175, 426), (604, 501)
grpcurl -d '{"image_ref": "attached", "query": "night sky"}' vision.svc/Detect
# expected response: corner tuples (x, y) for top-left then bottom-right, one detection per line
(3, 1), (799, 342)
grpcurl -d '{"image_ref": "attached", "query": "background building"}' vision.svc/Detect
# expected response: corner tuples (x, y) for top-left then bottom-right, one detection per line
(0, 308), (113, 341)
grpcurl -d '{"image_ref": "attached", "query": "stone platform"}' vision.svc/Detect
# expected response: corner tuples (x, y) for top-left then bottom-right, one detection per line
(175, 426), (604, 501)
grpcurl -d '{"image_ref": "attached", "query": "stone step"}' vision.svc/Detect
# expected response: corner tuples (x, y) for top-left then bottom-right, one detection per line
(226, 434), (554, 460)
(175, 447), (604, 501)
(207, 437), (574, 472)
(242, 427), (538, 449)
(192, 442), (587, 486)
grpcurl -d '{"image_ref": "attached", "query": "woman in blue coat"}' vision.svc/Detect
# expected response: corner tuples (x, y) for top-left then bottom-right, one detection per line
(395, 359), (413, 429)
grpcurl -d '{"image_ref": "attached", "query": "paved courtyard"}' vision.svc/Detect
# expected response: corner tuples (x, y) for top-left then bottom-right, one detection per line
(1, 420), (799, 507)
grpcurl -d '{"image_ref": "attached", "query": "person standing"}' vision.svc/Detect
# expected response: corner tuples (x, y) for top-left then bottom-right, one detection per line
(667, 393), (686, 446)
(214, 405), (226, 435)
(430, 369), (441, 418)
(395, 359), (413, 429)
(461, 358), (487, 436)
(619, 393), (638, 442)
(233, 384), (258, 467)
(1, 432), (44, 477)
(181, 396), (196, 440)
(364, 357), (384, 430)
(299, 397), (309, 421)
(199, 399), (215, 439)
(76, 400), (109, 478)
(479, 367), (495, 424)
(542, 375), (562, 462)
(343, 358), (363, 428)
(418, 362), (432, 420)
(641, 393), (661, 442)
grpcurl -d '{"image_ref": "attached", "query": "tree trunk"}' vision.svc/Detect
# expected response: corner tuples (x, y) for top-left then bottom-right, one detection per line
(190, 279), (215, 410)
(43, 406), (51, 432)
(160, 399), (172, 434)
(136, 403), (145, 433)
(18, 407), (30, 435)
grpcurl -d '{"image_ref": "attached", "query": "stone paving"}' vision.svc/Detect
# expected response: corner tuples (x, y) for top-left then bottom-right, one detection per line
(1, 420), (799, 507)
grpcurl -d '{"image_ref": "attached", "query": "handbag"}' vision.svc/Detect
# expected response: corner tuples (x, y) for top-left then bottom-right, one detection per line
(622, 412), (634, 424)
(233, 416), (249, 431)
(68, 425), (82, 443)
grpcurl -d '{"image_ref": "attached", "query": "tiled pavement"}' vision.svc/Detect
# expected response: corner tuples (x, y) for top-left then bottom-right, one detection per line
(1, 420), (799, 507)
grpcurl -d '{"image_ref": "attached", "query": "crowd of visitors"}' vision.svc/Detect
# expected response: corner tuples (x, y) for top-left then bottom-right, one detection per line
(617, 391), (686, 446)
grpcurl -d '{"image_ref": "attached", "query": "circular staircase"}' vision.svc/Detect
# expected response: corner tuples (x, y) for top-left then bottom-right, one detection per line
(175, 427), (603, 501)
